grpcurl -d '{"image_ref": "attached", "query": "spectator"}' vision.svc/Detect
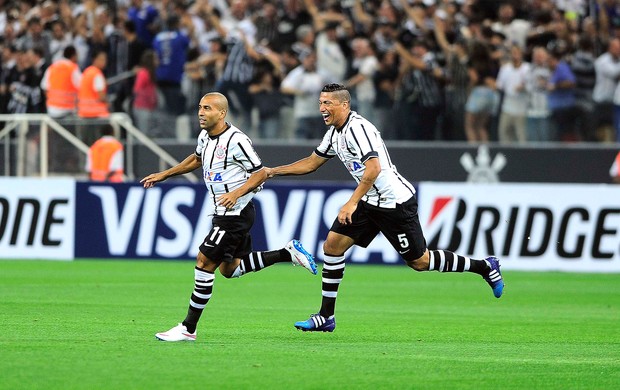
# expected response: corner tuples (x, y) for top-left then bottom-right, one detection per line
(132, 49), (158, 136)
(78, 49), (109, 119)
(594, 38), (620, 143)
(49, 20), (72, 63)
(291, 24), (315, 59)
(373, 50), (399, 140)
(40, 45), (81, 118)
(496, 44), (530, 143)
(304, 0), (348, 84)
(206, 0), (260, 132)
(254, 1), (280, 48)
(433, 13), (469, 140)
(526, 46), (554, 142)
(15, 16), (51, 64)
(5, 48), (40, 114)
(491, 3), (531, 49)
(464, 40), (499, 143)
(547, 46), (578, 142)
(280, 50), (327, 139)
(123, 19), (148, 75)
(186, 37), (227, 131)
(128, 0), (160, 48)
(394, 39), (445, 141)
(271, 0), (312, 52)
(345, 37), (379, 124)
(570, 35), (597, 141)
(0, 43), (16, 114)
(249, 64), (282, 139)
(152, 15), (190, 138)
(26, 46), (47, 113)
(78, 48), (109, 147)
(86, 124), (124, 183)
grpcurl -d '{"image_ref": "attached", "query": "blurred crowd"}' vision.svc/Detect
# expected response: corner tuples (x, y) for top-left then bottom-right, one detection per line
(2, 0), (620, 143)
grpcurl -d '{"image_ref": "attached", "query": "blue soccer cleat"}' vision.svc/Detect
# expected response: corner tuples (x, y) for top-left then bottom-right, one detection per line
(294, 313), (336, 332)
(483, 256), (504, 298)
(285, 239), (318, 275)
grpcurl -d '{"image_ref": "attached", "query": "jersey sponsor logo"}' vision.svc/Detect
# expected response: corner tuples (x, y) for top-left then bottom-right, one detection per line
(215, 145), (227, 159)
(346, 161), (363, 172)
(204, 171), (223, 182)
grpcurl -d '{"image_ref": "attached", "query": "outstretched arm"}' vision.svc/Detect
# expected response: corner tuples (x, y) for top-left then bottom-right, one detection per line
(141, 154), (202, 188)
(265, 152), (328, 177)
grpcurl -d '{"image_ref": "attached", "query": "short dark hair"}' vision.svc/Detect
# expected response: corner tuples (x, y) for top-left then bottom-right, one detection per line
(321, 83), (351, 102)
(123, 20), (136, 34)
(63, 45), (77, 60)
(322, 83), (347, 93)
(101, 124), (114, 136)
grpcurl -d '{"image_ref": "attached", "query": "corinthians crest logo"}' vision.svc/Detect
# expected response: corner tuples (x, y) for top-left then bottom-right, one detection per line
(460, 145), (506, 183)
(215, 145), (227, 159)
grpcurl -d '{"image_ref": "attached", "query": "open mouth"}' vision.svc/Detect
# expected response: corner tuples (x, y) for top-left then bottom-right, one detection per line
(322, 113), (330, 122)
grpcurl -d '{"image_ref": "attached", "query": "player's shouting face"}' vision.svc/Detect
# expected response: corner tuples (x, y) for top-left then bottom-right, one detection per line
(319, 91), (350, 129)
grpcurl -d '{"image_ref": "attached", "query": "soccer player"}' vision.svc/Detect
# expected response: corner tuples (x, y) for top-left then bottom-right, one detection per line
(265, 84), (504, 332)
(141, 92), (317, 342)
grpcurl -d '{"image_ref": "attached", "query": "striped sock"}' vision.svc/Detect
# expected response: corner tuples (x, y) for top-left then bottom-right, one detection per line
(428, 250), (488, 275)
(319, 254), (345, 318)
(236, 249), (289, 276)
(182, 267), (214, 333)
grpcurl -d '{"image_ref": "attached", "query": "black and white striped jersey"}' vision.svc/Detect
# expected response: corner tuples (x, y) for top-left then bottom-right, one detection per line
(195, 123), (263, 216)
(314, 111), (416, 209)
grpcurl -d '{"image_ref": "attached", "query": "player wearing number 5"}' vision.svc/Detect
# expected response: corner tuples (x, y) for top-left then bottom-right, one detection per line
(265, 84), (504, 333)
(141, 92), (317, 342)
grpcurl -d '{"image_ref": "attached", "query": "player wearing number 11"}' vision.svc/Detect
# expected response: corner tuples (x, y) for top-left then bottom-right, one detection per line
(265, 84), (504, 333)
(141, 92), (317, 342)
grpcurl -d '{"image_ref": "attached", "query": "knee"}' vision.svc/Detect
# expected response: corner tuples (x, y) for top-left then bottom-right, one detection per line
(219, 267), (234, 278)
(322, 241), (344, 257)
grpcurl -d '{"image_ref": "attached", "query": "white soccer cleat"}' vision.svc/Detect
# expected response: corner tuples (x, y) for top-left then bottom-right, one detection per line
(285, 239), (318, 275)
(155, 323), (196, 342)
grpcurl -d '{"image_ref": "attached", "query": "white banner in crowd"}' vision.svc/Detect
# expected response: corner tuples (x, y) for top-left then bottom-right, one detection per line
(418, 183), (620, 272)
(0, 178), (75, 260)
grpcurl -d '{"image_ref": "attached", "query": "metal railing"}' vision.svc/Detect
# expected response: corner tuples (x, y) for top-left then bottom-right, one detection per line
(0, 113), (198, 182)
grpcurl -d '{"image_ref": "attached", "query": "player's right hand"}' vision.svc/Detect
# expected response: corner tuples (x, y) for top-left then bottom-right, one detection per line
(140, 174), (160, 188)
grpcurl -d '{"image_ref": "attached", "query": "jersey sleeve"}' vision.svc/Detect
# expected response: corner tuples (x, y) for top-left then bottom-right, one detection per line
(195, 130), (207, 158)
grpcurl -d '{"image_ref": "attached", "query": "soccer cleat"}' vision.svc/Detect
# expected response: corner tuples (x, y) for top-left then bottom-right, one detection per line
(294, 313), (336, 332)
(155, 323), (196, 342)
(483, 256), (504, 298)
(285, 239), (318, 275)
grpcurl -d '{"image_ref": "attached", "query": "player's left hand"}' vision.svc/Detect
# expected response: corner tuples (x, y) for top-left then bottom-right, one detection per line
(217, 193), (239, 209)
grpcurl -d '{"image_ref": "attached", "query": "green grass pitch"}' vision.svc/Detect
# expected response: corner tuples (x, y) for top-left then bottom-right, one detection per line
(1, 260), (618, 389)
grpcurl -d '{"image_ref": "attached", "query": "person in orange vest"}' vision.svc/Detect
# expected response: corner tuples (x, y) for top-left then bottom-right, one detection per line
(611, 151), (620, 184)
(85, 124), (124, 182)
(40, 45), (81, 118)
(78, 49), (109, 119)
(77, 49), (110, 148)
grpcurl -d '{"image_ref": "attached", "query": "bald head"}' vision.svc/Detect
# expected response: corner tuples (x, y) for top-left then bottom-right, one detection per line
(202, 92), (229, 112)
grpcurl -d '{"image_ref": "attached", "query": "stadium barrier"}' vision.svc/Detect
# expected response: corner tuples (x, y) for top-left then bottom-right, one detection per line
(1, 178), (618, 272)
